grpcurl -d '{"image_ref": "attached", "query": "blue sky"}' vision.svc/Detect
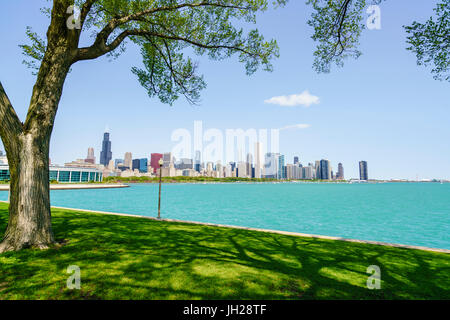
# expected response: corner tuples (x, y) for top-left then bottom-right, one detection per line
(0, 0), (449, 180)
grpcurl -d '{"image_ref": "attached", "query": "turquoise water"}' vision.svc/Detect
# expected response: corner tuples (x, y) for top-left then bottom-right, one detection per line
(0, 182), (449, 249)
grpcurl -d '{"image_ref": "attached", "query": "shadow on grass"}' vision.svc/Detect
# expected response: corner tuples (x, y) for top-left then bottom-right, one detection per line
(0, 203), (449, 299)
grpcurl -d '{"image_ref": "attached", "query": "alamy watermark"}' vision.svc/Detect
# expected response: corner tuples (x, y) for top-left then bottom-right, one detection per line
(67, 265), (81, 290)
(367, 5), (382, 30)
(66, 5), (81, 30)
(171, 121), (280, 165)
(366, 265), (381, 289)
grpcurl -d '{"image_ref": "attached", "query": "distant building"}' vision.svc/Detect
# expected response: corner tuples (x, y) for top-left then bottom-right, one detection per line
(132, 159), (140, 171)
(150, 153), (163, 173)
(216, 162), (223, 178)
(182, 169), (197, 177)
(1, 163), (102, 183)
(64, 159), (98, 168)
(85, 147), (95, 164)
(139, 158), (148, 173)
(176, 158), (193, 170)
(163, 152), (173, 168)
(278, 154), (285, 179)
(286, 164), (300, 179)
(107, 159), (115, 171)
(254, 142), (262, 178)
(337, 163), (344, 180)
(114, 159), (124, 168)
(229, 162), (236, 172)
(124, 152), (132, 169)
(99, 132), (112, 166)
(194, 150), (202, 172)
(117, 163), (129, 171)
(315, 160), (321, 179)
(294, 156), (299, 165)
(264, 153), (278, 179)
(237, 161), (248, 178)
(303, 166), (315, 180)
(320, 159), (331, 180)
(359, 161), (368, 180)
(132, 158), (148, 173)
(246, 153), (253, 178)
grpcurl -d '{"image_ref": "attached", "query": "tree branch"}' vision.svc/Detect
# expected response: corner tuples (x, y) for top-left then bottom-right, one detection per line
(0, 82), (23, 161)
(80, 0), (99, 27)
(76, 28), (253, 62)
(74, 1), (250, 62)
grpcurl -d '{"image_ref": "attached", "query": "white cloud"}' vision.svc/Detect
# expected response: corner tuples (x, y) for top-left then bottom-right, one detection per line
(279, 123), (311, 131)
(264, 90), (320, 107)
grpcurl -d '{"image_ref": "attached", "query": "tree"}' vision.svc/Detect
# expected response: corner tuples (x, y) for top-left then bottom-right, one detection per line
(0, 0), (286, 253)
(306, 0), (450, 82)
(405, 0), (450, 82)
(1, 0), (448, 253)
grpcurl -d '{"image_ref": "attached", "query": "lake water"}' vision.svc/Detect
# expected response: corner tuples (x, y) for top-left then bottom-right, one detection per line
(0, 182), (449, 249)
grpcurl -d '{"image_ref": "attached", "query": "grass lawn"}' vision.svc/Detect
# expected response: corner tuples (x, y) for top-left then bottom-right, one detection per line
(0, 202), (449, 300)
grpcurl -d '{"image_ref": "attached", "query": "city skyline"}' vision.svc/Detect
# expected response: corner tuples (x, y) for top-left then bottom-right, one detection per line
(51, 130), (359, 180)
(0, 1), (449, 180)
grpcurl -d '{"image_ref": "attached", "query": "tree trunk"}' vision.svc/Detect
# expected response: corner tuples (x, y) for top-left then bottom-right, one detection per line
(0, 0), (90, 253)
(0, 134), (54, 252)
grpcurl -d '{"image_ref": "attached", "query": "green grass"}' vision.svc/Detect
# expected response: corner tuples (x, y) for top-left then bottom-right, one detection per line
(0, 202), (448, 300)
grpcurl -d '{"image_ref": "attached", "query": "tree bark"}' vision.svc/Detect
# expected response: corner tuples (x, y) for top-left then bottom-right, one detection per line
(0, 135), (54, 252)
(0, 1), (78, 253)
(0, 57), (73, 252)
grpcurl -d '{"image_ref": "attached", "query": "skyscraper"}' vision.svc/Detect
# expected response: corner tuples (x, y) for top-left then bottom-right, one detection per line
(85, 147), (95, 164)
(315, 160), (321, 179)
(150, 153), (163, 173)
(294, 156), (299, 165)
(100, 132), (112, 166)
(237, 161), (247, 178)
(163, 152), (173, 168)
(277, 154), (285, 179)
(264, 153), (278, 179)
(320, 159), (331, 180)
(194, 150), (201, 172)
(124, 152), (132, 169)
(246, 153), (253, 177)
(114, 159), (124, 168)
(337, 163), (344, 180)
(139, 158), (148, 173)
(254, 142), (262, 179)
(359, 161), (368, 180)
(132, 159), (140, 171)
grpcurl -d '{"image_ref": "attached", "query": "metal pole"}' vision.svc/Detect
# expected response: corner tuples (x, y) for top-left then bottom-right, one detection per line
(157, 164), (162, 219)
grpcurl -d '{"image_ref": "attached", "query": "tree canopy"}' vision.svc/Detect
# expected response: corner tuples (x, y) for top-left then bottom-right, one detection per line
(405, 0), (450, 82)
(20, 0), (449, 104)
(20, 0), (289, 105)
(308, 0), (449, 81)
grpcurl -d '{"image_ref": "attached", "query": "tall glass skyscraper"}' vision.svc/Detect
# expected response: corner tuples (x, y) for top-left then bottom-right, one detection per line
(337, 163), (344, 179)
(100, 132), (112, 166)
(359, 161), (368, 180)
(139, 158), (148, 173)
(277, 154), (285, 179)
(320, 159), (331, 180)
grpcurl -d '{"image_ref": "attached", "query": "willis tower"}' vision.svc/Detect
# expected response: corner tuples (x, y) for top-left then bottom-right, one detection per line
(100, 131), (112, 166)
